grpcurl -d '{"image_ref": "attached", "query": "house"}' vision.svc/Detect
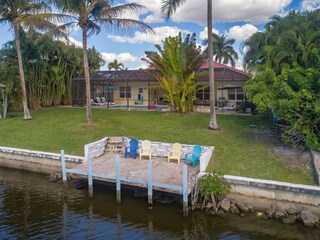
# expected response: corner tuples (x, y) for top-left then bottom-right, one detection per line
(72, 61), (250, 111)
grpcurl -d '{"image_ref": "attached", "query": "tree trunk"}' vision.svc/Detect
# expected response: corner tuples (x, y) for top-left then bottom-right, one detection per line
(207, 0), (218, 130)
(2, 90), (8, 119)
(82, 26), (93, 126)
(14, 25), (32, 120)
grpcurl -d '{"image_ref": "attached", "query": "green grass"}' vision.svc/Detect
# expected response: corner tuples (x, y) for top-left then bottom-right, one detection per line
(0, 107), (315, 185)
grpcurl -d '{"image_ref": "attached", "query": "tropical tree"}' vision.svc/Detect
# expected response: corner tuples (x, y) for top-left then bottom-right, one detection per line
(50, 0), (153, 126)
(242, 10), (320, 73)
(203, 33), (239, 67)
(108, 59), (124, 70)
(243, 9), (320, 150)
(0, 34), (103, 110)
(0, 63), (17, 118)
(161, 0), (218, 129)
(0, 0), (52, 119)
(142, 32), (207, 113)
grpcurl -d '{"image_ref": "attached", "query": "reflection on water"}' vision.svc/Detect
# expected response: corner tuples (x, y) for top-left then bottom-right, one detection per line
(0, 168), (319, 239)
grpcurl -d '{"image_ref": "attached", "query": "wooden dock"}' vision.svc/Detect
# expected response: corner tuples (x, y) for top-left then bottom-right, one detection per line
(61, 150), (199, 216)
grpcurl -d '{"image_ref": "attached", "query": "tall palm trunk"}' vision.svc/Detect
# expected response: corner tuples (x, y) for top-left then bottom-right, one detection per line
(14, 24), (32, 120)
(207, 0), (218, 130)
(82, 26), (93, 126)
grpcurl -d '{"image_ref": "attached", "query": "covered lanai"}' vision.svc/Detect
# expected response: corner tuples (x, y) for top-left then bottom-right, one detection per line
(72, 61), (250, 110)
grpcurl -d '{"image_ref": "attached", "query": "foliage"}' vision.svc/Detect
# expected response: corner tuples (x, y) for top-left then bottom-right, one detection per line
(198, 171), (231, 200)
(108, 59), (124, 71)
(242, 10), (320, 73)
(0, 0), (56, 119)
(243, 9), (320, 150)
(0, 34), (103, 111)
(245, 65), (320, 150)
(142, 32), (207, 113)
(203, 33), (239, 67)
(160, 0), (218, 129)
(0, 63), (17, 118)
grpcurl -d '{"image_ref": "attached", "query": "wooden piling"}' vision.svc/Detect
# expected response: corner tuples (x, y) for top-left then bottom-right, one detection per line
(116, 156), (121, 203)
(88, 153), (93, 198)
(60, 150), (67, 186)
(183, 164), (188, 216)
(148, 160), (153, 205)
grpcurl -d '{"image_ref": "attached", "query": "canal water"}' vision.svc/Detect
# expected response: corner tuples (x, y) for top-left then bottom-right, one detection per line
(0, 168), (319, 239)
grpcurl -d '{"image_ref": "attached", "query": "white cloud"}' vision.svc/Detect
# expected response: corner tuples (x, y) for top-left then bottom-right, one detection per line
(226, 24), (259, 42)
(301, 0), (320, 11)
(58, 36), (82, 47)
(143, 14), (164, 24)
(235, 57), (244, 70)
(199, 27), (220, 40)
(183, 0), (291, 24)
(100, 52), (138, 69)
(107, 26), (188, 44)
(136, 55), (150, 69)
(127, 0), (162, 17)
(131, 0), (292, 25)
(126, 0), (164, 23)
(118, 8), (143, 21)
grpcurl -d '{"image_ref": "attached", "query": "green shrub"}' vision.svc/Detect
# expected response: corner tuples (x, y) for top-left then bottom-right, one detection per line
(198, 171), (231, 200)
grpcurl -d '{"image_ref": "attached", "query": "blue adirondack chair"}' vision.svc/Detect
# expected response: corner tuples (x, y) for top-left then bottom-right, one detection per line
(184, 145), (202, 167)
(125, 139), (139, 159)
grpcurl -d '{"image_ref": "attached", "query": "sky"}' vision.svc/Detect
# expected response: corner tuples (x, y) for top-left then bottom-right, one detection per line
(0, 0), (320, 70)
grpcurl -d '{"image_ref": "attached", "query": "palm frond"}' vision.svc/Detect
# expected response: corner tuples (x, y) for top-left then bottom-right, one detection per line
(161, 0), (186, 19)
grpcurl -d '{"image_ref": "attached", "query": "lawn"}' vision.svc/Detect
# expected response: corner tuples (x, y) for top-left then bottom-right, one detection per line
(0, 107), (315, 185)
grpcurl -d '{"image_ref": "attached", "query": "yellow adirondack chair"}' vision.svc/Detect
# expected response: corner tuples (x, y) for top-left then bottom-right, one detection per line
(139, 140), (152, 160)
(168, 143), (182, 164)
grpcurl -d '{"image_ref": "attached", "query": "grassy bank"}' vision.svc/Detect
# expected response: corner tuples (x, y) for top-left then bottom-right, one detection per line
(0, 107), (315, 185)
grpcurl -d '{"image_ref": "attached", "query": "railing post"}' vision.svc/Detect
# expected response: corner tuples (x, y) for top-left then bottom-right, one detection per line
(61, 150), (67, 186)
(116, 156), (121, 203)
(148, 160), (153, 205)
(88, 152), (93, 198)
(183, 164), (188, 216)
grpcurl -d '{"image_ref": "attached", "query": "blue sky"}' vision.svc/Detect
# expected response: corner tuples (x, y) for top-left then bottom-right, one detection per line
(0, 0), (320, 70)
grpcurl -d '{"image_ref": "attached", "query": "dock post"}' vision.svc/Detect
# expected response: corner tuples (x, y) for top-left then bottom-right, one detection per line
(61, 150), (67, 186)
(88, 152), (93, 198)
(116, 156), (121, 203)
(148, 160), (153, 205)
(183, 164), (188, 216)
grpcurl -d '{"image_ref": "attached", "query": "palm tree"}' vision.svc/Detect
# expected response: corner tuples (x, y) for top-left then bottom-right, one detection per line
(0, 0), (51, 119)
(142, 32), (207, 112)
(161, 0), (218, 129)
(108, 59), (124, 70)
(50, 0), (153, 126)
(203, 33), (239, 67)
(242, 10), (320, 73)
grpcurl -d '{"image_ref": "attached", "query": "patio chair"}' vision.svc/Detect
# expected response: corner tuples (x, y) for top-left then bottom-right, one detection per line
(184, 145), (202, 167)
(168, 143), (182, 164)
(139, 140), (152, 160)
(90, 99), (97, 106)
(95, 97), (102, 103)
(101, 97), (108, 104)
(125, 139), (139, 159)
(95, 97), (107, 105)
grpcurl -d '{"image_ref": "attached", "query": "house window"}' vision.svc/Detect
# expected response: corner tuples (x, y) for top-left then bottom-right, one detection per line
(119, 86), (131, 98)
(139, 88), (143, 93)
(228, 88), (244, 101)
(196, 86), (210, 100)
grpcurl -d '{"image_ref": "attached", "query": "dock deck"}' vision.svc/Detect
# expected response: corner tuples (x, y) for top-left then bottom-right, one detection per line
(60, 136), (213, 215)
(68, 153), (199, 195)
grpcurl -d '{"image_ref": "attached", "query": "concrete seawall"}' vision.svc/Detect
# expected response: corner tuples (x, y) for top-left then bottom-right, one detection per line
(0, 146), (84, 174)
(311, 150), (320, 186)
(224, 175), (320, 216)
